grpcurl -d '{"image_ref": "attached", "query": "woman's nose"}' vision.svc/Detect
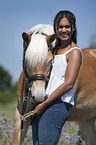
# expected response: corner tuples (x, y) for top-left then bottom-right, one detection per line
(62, 27), (66, 32)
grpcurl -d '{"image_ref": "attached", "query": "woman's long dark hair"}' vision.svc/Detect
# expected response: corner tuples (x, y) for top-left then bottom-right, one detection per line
(53, 10), (77, 45)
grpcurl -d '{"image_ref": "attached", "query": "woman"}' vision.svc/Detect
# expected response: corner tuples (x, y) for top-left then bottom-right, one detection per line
(31, 10), (82, 145)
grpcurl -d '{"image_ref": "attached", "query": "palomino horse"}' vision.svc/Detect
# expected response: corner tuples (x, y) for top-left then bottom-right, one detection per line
(12, 24), (56, 145)
(68, 48), (96, 145)
(12, 24), (96, 145)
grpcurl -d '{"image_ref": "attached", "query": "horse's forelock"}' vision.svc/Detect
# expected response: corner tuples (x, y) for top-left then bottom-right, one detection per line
(25, 34), (48, 72)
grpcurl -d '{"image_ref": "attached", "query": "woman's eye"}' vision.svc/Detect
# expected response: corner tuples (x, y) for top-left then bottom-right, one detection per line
(58, 25), (71, 29)
(59, 25), (63, 29)
(65, 25), (71, 29)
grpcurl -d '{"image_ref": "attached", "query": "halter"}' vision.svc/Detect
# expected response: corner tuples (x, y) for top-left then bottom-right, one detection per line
(24, 67), (49, 90)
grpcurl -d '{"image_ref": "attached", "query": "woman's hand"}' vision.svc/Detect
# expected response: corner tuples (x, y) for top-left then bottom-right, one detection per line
(31, 103), (46, 116)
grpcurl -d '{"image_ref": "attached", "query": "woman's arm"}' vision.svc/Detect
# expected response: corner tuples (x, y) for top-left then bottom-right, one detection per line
(31, 49), (82, 116)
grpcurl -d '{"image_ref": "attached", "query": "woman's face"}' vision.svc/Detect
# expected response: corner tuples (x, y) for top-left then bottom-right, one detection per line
(57, 17), (73, 41)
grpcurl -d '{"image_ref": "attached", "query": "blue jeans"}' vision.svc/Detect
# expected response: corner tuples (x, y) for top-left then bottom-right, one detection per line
(32, 99), (72, 145)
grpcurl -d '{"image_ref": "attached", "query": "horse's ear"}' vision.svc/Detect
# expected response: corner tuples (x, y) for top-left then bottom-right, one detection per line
(22, 32), (31, 42)
(47, 34), (56, 45)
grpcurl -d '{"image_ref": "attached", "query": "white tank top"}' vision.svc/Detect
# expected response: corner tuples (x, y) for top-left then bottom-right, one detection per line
(46, 47), (82, 105)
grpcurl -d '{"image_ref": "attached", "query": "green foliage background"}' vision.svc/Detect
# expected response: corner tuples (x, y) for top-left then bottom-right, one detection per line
(0, 92), (16, 104)
(0, 65), (17, 103)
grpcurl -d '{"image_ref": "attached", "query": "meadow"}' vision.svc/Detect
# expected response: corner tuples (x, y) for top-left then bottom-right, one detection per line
(0, 100), (85, 145)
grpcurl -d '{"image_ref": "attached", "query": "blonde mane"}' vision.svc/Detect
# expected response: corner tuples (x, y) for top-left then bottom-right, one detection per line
(25, 24), (54, 73)
(25, 34), (48, 72)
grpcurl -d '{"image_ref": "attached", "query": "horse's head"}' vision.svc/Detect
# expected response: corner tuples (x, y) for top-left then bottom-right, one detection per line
(22, 26), (55, 104)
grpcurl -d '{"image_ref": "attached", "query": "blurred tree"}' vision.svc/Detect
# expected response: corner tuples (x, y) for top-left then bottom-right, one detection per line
(0, 65), (12, 91)
(11, 82), (17, 93)
(89, 35), (96, 48)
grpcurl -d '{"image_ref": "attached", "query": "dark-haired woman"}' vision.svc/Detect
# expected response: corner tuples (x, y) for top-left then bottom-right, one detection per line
(31, 10), (82, 145)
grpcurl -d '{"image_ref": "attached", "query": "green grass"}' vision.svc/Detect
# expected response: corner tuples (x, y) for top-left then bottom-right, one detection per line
(0, 92), (17, 103)
(0, 100), (17, 117)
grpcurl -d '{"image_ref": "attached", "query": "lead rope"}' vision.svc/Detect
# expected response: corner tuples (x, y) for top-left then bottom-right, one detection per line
(20, 74), (25, 145)
(20, 42), (29, 145)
